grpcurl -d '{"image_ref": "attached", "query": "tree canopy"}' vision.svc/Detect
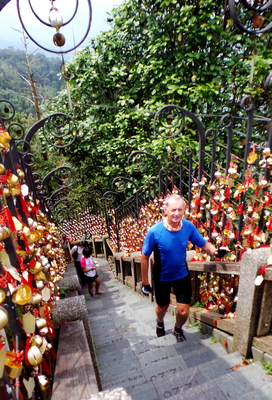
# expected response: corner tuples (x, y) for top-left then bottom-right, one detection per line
(44, 0), (272, 200)
(0, 46), (64, 116)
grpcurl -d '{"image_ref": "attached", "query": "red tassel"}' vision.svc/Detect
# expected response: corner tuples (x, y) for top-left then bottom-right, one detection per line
(266, 194), (272, 207)
(24, 337), (32, 366)
(213, 319), (218, 327)
(225, 187), (231, 199)
(268, 217), (272, 231)
(260, 265), (268, 275)
(21, 232), (30, 253)
(41, 358), (51, 375)
(19, 189), (28, 213)
(225, 221), (230, 230)
(4, 207), (16, 232)
(237, 203), (244, 214)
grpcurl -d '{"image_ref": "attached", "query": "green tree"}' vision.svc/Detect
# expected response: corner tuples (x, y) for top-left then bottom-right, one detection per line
(0, 46), (64, 117)
(45, 0), (272, 197)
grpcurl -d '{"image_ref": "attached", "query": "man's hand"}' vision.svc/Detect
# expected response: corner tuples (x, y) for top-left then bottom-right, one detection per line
(141, 284), (152, 296)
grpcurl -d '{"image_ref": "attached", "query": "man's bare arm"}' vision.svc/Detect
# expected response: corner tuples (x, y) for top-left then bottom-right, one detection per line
(141, 253), (150, 285)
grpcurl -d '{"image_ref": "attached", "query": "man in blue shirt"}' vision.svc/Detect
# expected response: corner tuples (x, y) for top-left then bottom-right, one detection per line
(141, 194), (217, 342)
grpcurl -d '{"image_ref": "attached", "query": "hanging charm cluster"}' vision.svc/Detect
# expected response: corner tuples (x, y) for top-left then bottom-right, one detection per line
(48, 0), (65, 47)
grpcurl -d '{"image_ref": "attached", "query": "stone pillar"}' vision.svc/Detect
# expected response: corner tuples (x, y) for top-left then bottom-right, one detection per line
(58, 274), (81, 295)
(232, 247), (270, 357)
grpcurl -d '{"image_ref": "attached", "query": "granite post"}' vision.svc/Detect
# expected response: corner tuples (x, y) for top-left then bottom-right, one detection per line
(232, 247), (271, 357)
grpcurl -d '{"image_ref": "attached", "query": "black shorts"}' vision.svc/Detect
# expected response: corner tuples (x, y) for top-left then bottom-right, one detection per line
(153, 274), (191, 307)
(85, 274), (98, 284)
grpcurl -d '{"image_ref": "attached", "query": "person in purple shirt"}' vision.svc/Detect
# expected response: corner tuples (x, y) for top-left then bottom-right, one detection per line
(141, 194), (218, 342)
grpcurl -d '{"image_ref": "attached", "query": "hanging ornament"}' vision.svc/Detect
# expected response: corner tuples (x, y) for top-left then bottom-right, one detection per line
(48, 6), (63, 30)
(53, 32), (66, 47)
(11, 285), (32, 306)
(0, 307), (8, 329)
(228, 161), (239, 179)
(247, 143), (258, 165)
(0, 125), (11, 151)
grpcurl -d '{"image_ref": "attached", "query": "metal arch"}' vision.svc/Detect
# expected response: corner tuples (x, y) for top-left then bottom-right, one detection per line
(42, 166), (75, 187)
(128, 150), (162, 173)
(50, 186), (72, 201)
(24, 112), (77, 147)
(101, 191), (123, 201)
(16, 0), (92, 55)
(86, 185), (104, 196)
(128, 151), (163, 195)
(112, 176), (139, 192)
(229, 0), (272, 34)
(153, 104), (206, 179)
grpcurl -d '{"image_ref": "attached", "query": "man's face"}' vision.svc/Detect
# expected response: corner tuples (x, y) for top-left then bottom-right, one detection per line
(165, 198), (184, 226)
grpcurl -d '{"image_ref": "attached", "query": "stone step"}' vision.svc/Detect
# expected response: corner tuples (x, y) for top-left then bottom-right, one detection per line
(101, 348), (242, 396)
(238, 380), (272, 400)
(167, 361), (272, 400)
(145, 351), (242, 386)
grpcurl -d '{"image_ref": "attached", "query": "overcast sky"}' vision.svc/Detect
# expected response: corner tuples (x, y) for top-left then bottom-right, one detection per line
(0, 0), (125, 57)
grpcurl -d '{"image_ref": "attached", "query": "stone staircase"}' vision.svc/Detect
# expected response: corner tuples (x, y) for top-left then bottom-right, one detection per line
(84, 260), (272, 400)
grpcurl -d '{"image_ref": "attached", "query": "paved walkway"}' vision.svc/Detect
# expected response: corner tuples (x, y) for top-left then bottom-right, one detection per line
(80, 258), (272, 400)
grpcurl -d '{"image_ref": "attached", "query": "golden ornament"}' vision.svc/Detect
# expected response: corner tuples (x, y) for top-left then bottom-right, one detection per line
(38, 374), (50, 391)
(0, 307), (8, 329)
(0, 164), (5, 174)
(34, 271), (47, 281)
(27, 346), (42, 366)
(11, 285), (32, 305)
(30, 335), (43, 348)
(31, 293), (42, 305)
(247, 152), (258, 164)
(0, 130), (11, 149)
(0, 289), (6, 303)
(7, 174), (19, 187)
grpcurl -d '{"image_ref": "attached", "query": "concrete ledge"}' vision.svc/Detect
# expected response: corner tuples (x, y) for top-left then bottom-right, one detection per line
(252, 335), (272, 357)
(52, 296), (101, 390)
(52, 320), (99, 400)
(189, 307), (235, 335)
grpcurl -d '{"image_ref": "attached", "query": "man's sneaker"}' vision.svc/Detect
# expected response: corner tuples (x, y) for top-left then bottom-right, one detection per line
(156, 322), (166, 337)
(173, 326), (186, 342)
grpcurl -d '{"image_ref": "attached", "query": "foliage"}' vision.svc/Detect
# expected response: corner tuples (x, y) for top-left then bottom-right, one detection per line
(44, 0), (272, 206)
(0, 46), (64, 116)
(192, 301), (205, 308)
(210, 336), (217, 344)
(263, 361), (272, 375)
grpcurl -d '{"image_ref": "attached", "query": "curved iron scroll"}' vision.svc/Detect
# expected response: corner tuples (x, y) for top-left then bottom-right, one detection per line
(112, 176), (139, 193)
(229, 0), (272, 34)
(153, 104), (205, 178)
(42, 166), (75, 188)
(25, 113), (77, 148)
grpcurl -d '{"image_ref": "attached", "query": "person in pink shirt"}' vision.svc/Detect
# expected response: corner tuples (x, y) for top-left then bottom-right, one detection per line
(80, 247), (104, 297)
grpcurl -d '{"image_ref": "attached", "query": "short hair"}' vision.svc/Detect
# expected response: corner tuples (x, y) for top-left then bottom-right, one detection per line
(164, 194), (185, 208)
(83, 247), (91, 258)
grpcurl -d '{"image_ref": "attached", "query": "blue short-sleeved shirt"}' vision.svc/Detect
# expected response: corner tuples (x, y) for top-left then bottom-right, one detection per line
(142, 220), (206, 282)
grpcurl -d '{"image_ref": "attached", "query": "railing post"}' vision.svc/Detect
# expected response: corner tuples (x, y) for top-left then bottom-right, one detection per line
(232, 247), (271, 357)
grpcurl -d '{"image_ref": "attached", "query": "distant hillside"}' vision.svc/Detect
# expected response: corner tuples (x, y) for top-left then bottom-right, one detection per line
(0, 46), (64, 116)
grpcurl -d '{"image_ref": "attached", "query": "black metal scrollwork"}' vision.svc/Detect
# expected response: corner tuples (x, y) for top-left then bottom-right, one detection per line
(229, 0), (272, 34)
(16, 0), (92, 54)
